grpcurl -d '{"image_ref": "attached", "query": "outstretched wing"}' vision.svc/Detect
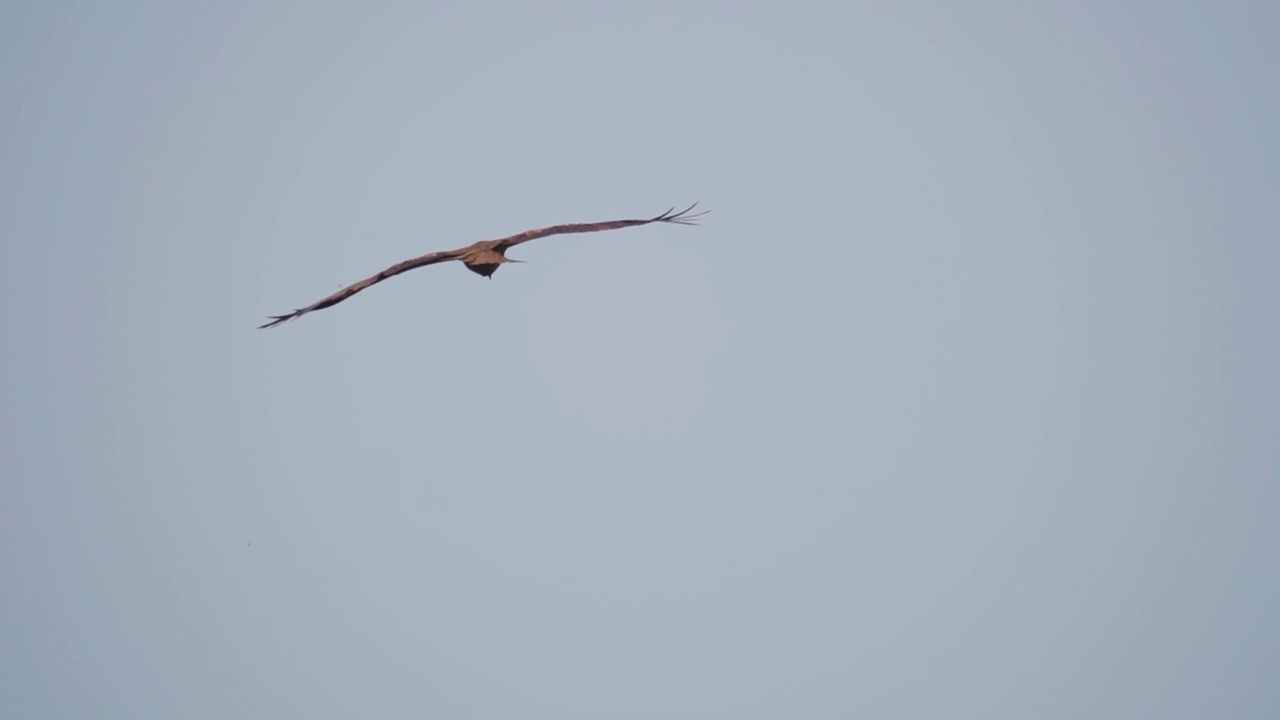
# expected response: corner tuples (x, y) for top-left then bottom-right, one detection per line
(495, 202), (708, 250)
(258, 249), (461, 329)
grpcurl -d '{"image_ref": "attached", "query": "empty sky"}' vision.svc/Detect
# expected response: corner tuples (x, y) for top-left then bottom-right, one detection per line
(2, 1), (1277, 717)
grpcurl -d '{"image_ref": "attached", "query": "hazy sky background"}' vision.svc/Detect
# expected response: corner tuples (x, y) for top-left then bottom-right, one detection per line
(2, 1), (1277, 717)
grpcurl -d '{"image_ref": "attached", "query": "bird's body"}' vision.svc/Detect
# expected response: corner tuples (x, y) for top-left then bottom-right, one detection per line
(458, 246), (511, 278)
(258, 203), (706, 329)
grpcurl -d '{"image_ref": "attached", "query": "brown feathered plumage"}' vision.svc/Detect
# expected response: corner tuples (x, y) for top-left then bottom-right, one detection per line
(258, 203), (708, 329)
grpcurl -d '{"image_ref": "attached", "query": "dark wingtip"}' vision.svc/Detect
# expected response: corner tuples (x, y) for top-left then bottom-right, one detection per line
(258, 312), (300, 329)
(654, 201), (710, 226)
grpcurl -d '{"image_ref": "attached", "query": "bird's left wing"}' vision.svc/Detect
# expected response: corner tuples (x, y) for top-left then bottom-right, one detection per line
(258, 248), (461, 329)
(495, 203), (708, 250)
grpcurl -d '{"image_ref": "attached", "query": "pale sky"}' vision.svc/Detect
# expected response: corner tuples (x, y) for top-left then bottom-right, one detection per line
(2, 2), (1277, 717)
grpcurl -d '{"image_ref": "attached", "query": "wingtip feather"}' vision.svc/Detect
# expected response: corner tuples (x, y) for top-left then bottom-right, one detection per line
(258, 312), (299, 329)
(653, 201), (710, 226)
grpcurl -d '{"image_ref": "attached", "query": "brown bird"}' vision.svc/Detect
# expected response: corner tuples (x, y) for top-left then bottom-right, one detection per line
(258, 203), (708, 329)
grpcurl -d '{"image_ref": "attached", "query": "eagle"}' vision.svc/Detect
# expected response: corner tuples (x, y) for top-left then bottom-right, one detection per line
(258, 203), (708, 329)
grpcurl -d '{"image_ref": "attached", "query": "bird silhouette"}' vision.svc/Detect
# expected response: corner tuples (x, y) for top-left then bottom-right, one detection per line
(258, 203), (708, 329)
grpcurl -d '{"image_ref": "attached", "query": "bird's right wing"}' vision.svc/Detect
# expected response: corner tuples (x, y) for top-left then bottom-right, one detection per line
(258, 248), (461, 329)
(494, 203), (708, 250)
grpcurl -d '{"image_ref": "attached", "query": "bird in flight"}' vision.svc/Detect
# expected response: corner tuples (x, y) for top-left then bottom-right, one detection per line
(258, 203), (708, 329)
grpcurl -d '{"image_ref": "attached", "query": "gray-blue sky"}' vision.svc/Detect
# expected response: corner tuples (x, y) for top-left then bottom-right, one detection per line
(2, 1), (1277, 717)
